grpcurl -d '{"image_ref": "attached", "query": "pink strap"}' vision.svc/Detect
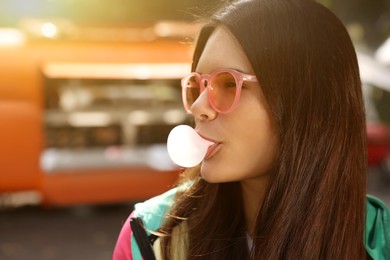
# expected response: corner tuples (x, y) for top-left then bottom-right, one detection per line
(113, 212), (135, 260)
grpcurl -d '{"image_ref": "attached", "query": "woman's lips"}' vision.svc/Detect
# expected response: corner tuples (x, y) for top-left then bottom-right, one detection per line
(205, 143), (221, 160)
(197, 132), (221, 160)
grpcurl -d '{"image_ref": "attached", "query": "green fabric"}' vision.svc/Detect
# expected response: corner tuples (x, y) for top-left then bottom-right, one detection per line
(365, 195), (390, 260)
(131, 188), (390, 260)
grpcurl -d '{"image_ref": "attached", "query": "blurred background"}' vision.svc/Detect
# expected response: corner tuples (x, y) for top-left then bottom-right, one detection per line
(0, 0), (389, 259)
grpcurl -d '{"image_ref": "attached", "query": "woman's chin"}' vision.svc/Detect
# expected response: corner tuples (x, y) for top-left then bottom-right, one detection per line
(200, 164), (218, 183)
(200, 163), (231, 183)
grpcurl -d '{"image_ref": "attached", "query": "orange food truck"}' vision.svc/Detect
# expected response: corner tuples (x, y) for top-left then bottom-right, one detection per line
(0, 20), (198, 206)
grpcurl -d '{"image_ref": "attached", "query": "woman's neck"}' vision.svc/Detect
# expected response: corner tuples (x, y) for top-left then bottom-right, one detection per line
(240, 176), (269, 236)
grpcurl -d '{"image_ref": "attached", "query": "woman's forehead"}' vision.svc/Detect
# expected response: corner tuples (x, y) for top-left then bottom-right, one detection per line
(195, 25), (255, 75)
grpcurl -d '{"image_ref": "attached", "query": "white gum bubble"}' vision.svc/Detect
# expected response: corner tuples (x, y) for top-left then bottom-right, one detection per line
(167, 125), (214, 168)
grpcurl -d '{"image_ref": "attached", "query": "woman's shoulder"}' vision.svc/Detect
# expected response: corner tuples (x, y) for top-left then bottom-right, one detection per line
(113, 186), (181, 260)
(365, 195), (390, 260)
(133, 186), (179, 230)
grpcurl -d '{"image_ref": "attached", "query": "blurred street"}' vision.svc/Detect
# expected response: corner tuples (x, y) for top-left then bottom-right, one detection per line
(0, 170), (389, 260)
(367, 167), (390, 207)
(0, 201), (133, 260)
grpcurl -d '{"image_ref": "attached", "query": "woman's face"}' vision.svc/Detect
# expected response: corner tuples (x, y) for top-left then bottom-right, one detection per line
(192, 25), (279, 183)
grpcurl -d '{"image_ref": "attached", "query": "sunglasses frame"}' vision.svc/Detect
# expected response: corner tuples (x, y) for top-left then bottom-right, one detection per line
(181, 68), (258, 114)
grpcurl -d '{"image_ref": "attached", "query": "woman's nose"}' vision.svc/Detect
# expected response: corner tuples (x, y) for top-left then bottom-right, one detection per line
(190, 88), (217, 121)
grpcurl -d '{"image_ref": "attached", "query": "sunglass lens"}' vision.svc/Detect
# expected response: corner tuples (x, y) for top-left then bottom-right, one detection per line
(185, 75), (201, 108)
(209, 72), (237, 112)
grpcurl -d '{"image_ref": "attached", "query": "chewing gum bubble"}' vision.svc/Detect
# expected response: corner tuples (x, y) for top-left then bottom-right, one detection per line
(167, 125), (214, 167)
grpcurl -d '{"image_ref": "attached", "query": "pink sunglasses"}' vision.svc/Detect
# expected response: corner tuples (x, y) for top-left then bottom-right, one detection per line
(181, 68), (258, 114)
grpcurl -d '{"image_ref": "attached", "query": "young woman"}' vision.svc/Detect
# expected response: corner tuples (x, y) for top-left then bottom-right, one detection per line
(114, 0), (390, 259)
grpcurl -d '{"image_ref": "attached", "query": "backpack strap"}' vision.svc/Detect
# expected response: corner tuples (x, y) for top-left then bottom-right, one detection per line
(130, 187), (179, 259)
(130, 217), (156, 260)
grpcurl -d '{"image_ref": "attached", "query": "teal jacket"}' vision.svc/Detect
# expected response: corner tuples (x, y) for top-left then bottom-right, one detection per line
(366, 195), (390, 259)
(130, 188), (390, 259)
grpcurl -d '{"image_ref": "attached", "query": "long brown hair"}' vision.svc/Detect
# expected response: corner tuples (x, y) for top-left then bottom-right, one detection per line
(160, 0), (367, 259)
